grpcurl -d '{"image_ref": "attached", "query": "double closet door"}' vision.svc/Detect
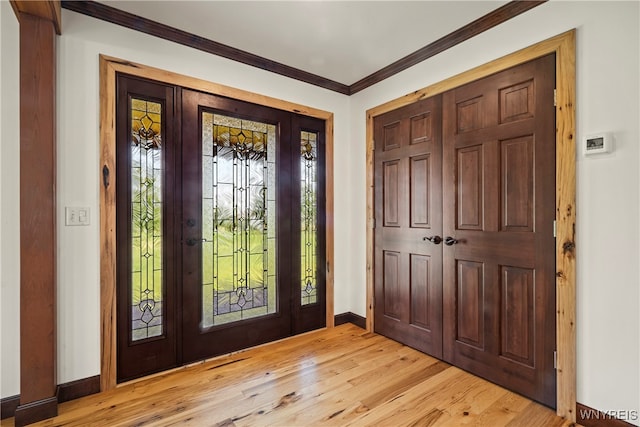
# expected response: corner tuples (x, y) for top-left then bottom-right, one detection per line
(116, 75), (326, 382)
(374, 54), (557, 407)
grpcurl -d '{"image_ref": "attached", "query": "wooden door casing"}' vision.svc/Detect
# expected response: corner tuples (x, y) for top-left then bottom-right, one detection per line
(442, 54), (557, 407)
(374, 96), (443, 357)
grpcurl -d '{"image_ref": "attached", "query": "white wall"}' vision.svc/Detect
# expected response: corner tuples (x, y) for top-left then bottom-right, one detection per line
(349, 0), (639, 422)
(0, 0), (21, 399)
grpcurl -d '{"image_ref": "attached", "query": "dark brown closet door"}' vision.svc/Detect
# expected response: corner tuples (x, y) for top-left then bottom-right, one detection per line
(442, 54), (557, 407)
(374, 96), (444, 357)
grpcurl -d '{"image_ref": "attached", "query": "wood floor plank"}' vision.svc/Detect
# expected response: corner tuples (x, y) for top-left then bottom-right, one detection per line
(2, 324), (572, 427)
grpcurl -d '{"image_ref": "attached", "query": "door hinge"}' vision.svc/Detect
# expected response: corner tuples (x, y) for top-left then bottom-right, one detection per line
(553, 350), (557, 369)
(370, 218), (376, 229)
(553, 89), (557, 107)
(553, 220), (557, 238)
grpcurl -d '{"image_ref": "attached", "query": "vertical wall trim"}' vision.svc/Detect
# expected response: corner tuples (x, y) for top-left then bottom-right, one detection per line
(365, 30), (576, 422)
(99, 56), (335, 390)
(15, 11), (58, 427)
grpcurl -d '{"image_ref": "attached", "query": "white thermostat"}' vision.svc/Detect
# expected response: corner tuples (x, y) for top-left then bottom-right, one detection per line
(584, 132), (612, 155)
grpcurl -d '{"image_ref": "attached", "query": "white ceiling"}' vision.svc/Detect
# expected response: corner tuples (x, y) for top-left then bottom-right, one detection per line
(98, 1), (509, 85)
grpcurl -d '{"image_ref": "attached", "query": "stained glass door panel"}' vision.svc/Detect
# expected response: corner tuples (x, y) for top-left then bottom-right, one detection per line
(116, 75), (177, 383)
(181, 89), (293, 363)
(300, 131), (318, 306)
(201, 112), (277, 326)
(131, 98), (164, 341)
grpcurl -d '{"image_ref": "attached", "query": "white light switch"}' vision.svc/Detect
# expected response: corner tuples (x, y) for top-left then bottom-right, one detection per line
(66, 207), (90, 226)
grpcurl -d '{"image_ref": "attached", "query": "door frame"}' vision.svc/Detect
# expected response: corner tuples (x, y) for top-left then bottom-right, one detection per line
(99, 55), (335, 391)
(365, 30), (576, 420)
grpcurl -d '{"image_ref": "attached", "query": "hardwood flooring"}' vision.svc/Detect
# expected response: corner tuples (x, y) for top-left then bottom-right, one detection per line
(2, 324), (575, 426)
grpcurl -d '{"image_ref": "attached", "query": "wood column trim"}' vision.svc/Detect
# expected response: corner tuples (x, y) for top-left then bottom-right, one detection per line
(15, 11), (58, 427)
(365, 30), (576, 422)
(10, 0), (61, 34)
(99, 55), (335, 391)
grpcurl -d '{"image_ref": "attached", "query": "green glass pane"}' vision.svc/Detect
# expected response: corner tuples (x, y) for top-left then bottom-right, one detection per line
(201, 112), (277, 327)
(131, 98), (163, 341)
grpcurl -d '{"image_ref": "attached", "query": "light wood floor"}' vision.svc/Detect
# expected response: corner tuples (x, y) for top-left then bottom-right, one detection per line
(3, 324), (576, 427)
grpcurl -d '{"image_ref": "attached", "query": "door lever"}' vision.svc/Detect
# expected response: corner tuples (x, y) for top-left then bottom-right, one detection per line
(423, 236), (442, 245)
(444, 236), (459, 246)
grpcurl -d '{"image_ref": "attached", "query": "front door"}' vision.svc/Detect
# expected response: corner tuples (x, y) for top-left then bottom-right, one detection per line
(116, 76), (326, 382)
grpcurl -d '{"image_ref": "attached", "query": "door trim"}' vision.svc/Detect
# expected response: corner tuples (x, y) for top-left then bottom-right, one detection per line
(99, 55), (335, 391)
(365, 30), (576, 420)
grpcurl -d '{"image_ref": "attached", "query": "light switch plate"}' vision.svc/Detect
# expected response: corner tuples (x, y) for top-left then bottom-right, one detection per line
(66, 207), (90, 226)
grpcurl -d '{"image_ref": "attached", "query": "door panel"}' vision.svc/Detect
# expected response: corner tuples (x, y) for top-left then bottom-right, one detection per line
(116, 75), (178, 382)
(181, 89), (293, 363)
(374, 96), (443, 357)
(292, 115), (327, 333)
(442, 54), (556, 407)
(410, 155), (431, 228)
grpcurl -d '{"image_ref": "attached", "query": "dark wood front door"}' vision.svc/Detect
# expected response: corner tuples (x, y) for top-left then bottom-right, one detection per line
(374, 96), (444, 357)
(373, 54), (556, 407)
(442, 54), (556, 407)
(116, 76), (326, 382)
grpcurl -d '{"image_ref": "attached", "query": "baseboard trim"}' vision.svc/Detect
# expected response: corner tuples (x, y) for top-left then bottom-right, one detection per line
(576, 402), (637, 427)
(334, 312), (366, 329)
(0, 395), (20, 420)
(57, 375), (101, 403)
(1, 375), (101, 421)
(14, 396), (58, 426)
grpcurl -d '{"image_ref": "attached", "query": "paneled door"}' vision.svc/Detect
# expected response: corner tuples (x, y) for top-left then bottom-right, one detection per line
(116, 76), (326, 382)
(374, 96), (444, 357)
(442, 54), (556, 407)
(372, 54), (556, 408)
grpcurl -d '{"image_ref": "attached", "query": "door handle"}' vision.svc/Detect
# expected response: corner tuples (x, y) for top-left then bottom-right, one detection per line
(185, 238), (202, 246)
(423, 236), (442, 245)
(444, 236), (459, 246)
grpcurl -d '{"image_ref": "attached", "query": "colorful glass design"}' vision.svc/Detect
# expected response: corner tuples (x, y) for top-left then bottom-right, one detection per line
(301, 131), (318, 305)
(201, 112), (277, 327)
(130, 98), (163, 341)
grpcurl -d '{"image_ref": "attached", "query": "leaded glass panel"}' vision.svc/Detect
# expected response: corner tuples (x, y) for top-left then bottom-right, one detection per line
(202, 112), (277, 327)
(131, 98), (163, 341)
(301, 131), (318, 305)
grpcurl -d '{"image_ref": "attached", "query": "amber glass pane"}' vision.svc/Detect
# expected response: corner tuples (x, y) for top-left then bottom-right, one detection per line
(301, 131), (318, 305)
(131, 98), (163, 341)
(201, 112), (277, 327)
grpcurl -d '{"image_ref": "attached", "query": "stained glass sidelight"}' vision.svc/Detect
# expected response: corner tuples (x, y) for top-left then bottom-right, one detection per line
(201, 112), (277, 327)
(130, 98), (164, 341)
(300, 131), (318, 305)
